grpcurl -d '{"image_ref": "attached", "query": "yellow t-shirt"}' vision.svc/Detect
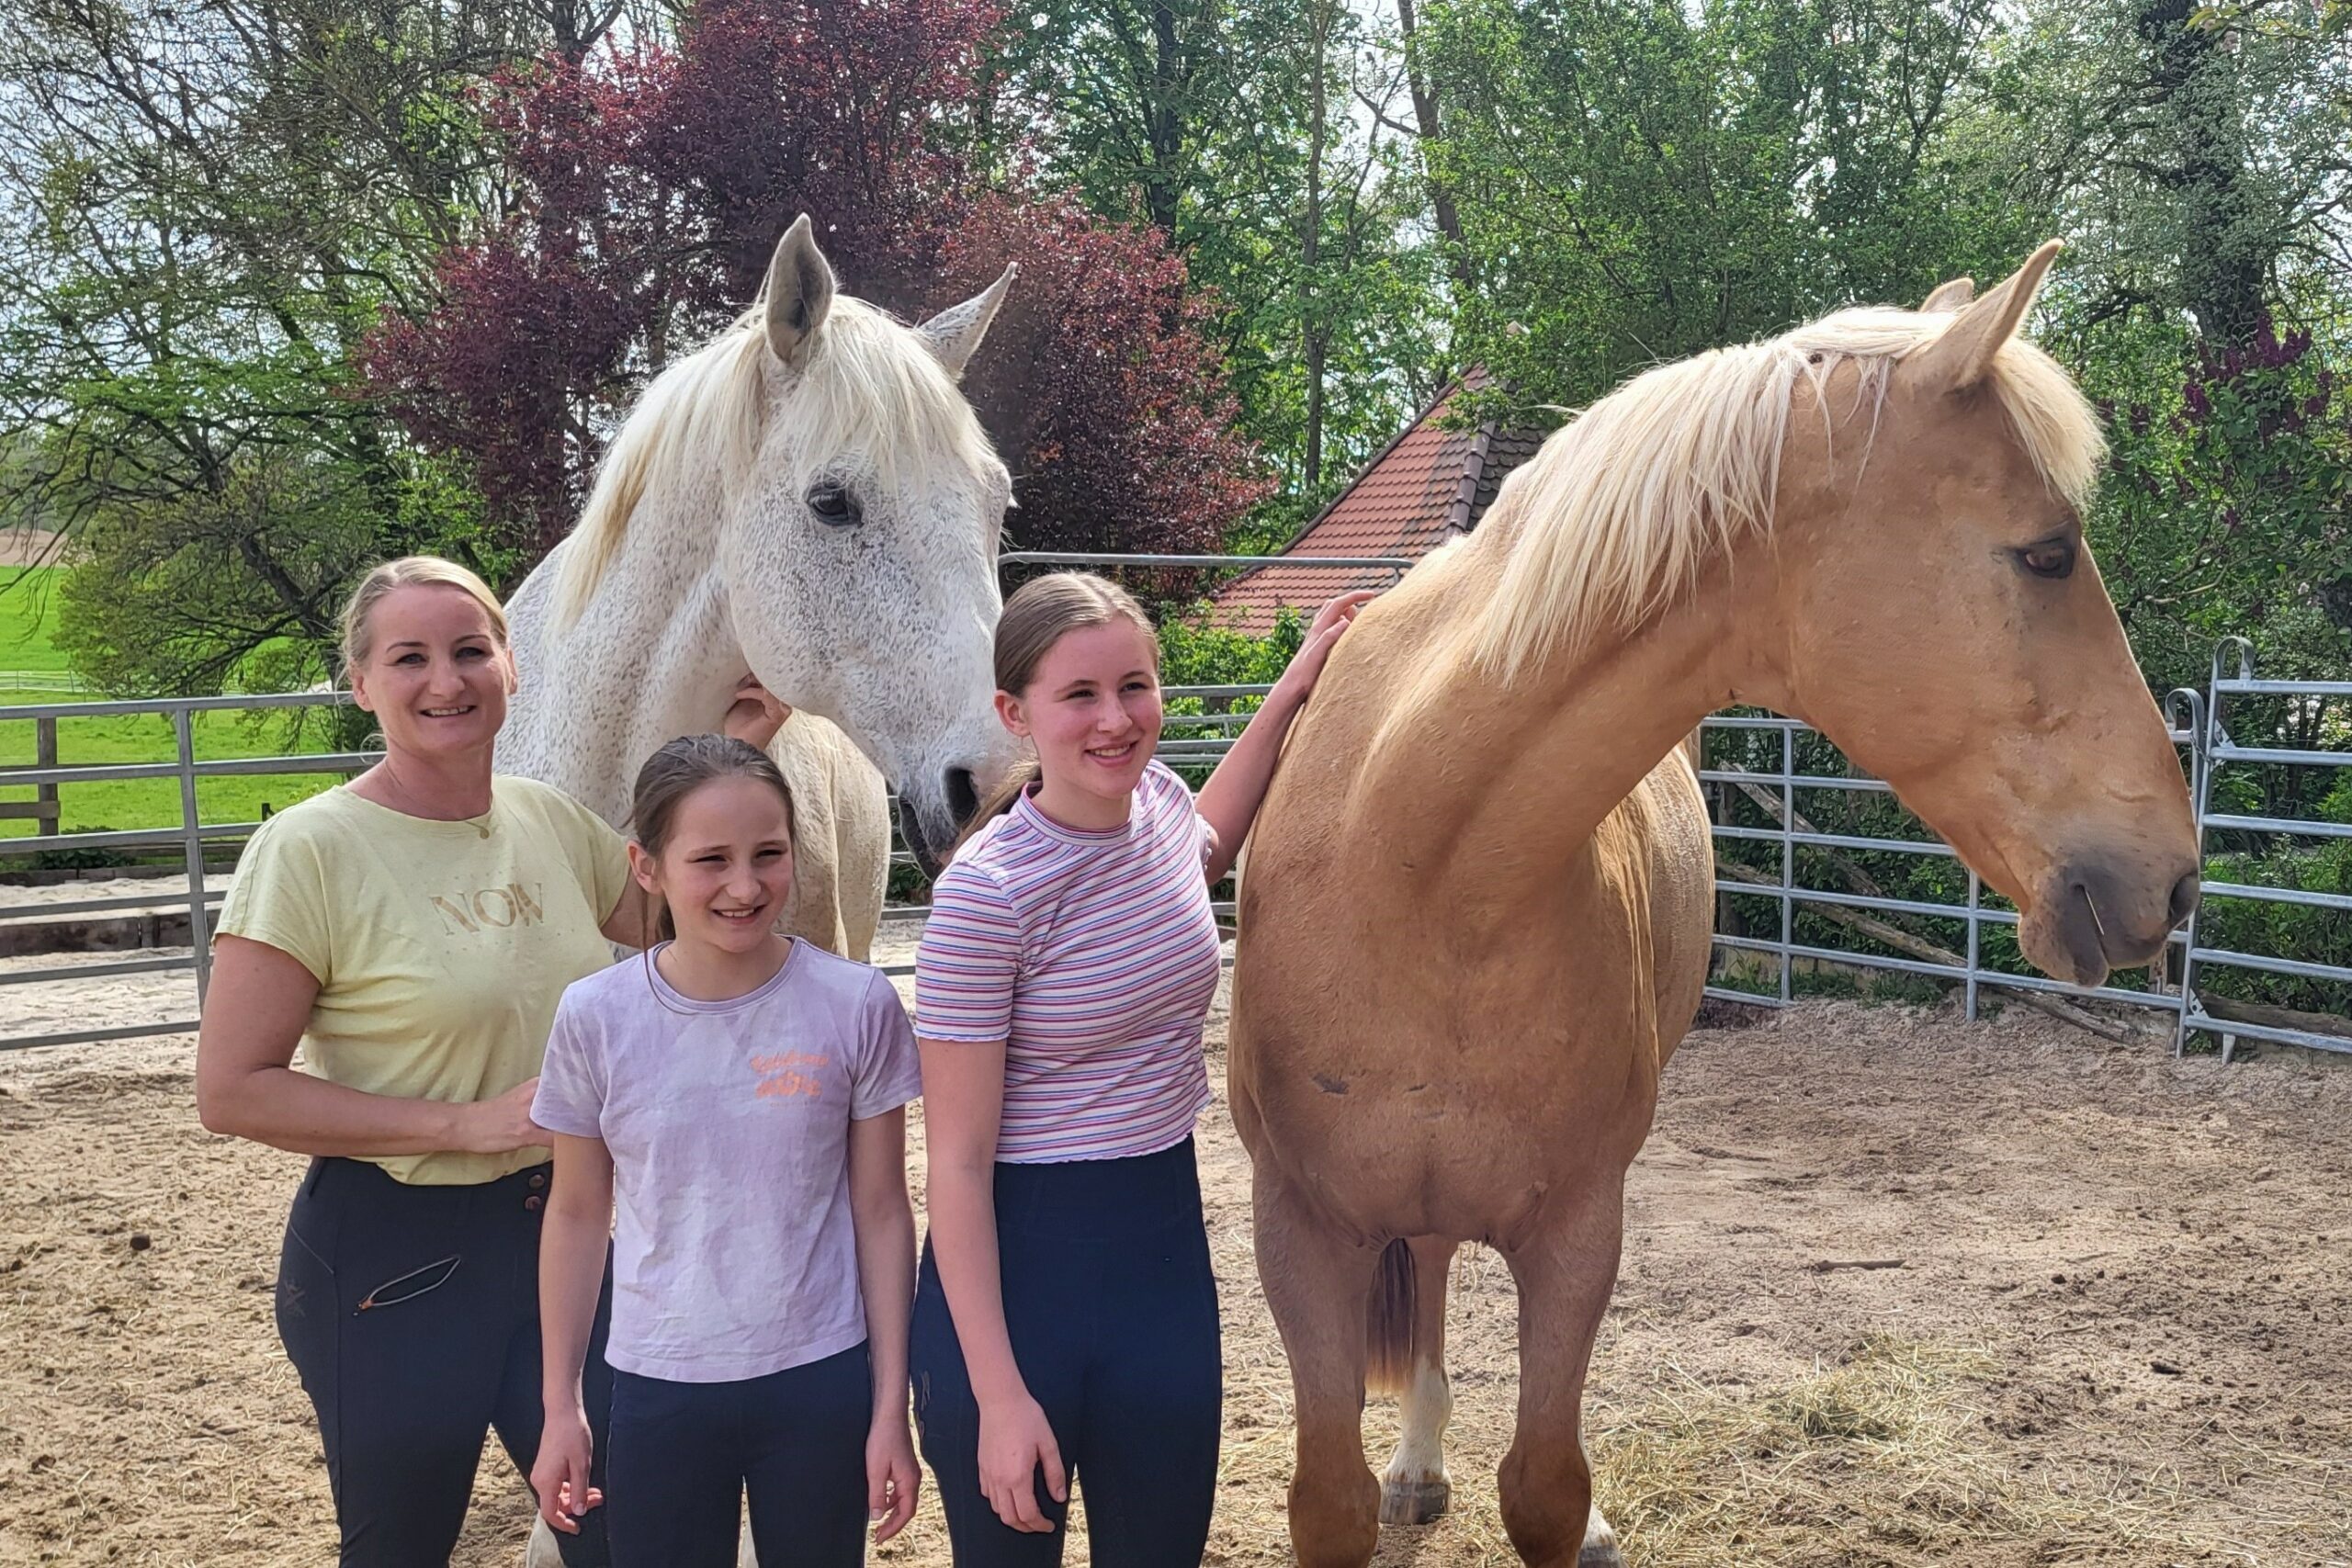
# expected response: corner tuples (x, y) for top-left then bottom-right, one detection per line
(216, 776), (631, 1185)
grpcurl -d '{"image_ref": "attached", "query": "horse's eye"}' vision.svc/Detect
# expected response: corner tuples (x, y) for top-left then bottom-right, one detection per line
(2016, 538), (2075, 580)
(808, 484), (861, 527)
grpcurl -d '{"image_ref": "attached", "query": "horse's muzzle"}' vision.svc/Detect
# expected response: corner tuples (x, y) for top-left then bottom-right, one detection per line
(2024, 857), (2201, 989)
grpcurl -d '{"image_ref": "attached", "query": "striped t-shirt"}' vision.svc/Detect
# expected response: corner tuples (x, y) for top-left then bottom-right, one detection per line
(915, 761), (1224, 1163)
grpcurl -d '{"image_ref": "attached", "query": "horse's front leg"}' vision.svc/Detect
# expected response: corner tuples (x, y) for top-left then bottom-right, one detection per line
(1255, 1165), (1385, 1568)
(1498, 1182), (1628, 1568)
(1377, 1235), (1460, 1526)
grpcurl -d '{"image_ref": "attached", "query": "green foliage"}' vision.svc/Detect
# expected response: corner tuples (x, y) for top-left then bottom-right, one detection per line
(974, 0), (1450, 530)
(2082, 319), (2351, 696)
(0, 0), (561, 698)
(1420, 0), (2045, 414)
(1158, 604), (1306, 688)
(2194, 840), (2352, 1018)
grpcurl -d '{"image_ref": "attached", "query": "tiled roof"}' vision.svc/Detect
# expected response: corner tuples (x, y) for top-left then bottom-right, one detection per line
(1210, 369), (1545, 631)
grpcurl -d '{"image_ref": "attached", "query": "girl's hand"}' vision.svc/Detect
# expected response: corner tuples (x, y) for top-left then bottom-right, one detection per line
(722, 674), (793, 751)
(530, 1403), (602, 1534)
(1272, 590), (1379, 704)
(978, 1392), (1065, 1533)
(866, 1413), (922, 1543)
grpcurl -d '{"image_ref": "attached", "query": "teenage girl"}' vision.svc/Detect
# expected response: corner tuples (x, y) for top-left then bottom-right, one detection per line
(913, 571), (1370, 1564)
(532, 734), (922, 1566)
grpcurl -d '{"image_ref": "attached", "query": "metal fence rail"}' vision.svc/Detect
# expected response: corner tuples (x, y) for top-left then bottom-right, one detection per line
(0, 582), (2341, 1057)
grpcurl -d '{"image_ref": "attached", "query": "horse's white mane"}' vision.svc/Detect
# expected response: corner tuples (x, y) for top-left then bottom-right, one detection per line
(550, 294), (999, 628)
(1469, 305), (2107, 679)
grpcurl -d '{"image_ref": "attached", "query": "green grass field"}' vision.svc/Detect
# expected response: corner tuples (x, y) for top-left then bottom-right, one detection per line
(0, 569), (339, 844)
(0, 567), (71, 673)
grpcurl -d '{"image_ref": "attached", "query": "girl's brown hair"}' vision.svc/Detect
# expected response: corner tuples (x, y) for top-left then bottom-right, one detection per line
(628, 734), (797, 949)
(953, 571), (1157, 854)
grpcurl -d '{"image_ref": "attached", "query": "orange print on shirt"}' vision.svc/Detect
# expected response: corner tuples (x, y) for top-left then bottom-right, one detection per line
(751, 1051), (828, 1100)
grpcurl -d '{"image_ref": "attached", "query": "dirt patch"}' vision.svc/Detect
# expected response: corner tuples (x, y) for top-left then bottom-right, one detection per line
(0, 532), (66, 570)
(1, 991), (2346, 1566)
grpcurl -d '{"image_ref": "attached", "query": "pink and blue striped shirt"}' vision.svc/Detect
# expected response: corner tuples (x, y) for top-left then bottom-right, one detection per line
(914, 761), (1224, 1163)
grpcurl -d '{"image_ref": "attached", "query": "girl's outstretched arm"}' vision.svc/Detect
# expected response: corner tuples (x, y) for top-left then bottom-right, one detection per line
(849, 1106), (920, 1541)
(533, 1132), (615, 1535)
(1193, 589), (1376, 884)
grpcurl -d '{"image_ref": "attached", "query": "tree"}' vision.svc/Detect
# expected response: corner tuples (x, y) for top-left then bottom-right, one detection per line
(0, 0), (586, 692)
(1418, 0), (2042, 411)
(971, 0), (1449, 525)
(364, 0), (1267, 570)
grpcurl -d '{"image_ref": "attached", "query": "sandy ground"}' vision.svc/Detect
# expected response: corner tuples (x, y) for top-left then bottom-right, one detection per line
(1, 964), (2346, 1568)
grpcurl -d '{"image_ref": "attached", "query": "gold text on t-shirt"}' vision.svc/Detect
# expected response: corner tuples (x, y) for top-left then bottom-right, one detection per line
(429, 883), (548, 935)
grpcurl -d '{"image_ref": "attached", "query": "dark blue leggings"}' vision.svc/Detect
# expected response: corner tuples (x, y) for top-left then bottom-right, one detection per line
(606, 1343), (874, 1568)
(910, 1137), (1222, 1568)
(274, 1156), (613, 1568)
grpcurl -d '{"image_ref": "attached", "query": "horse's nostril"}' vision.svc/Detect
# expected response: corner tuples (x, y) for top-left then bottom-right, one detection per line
(945, 767), (980, 825)
(2167, 869), (2202, 928)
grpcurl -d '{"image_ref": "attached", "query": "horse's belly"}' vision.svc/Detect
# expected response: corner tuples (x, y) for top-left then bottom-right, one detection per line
(1234, 933), (1660, 1239)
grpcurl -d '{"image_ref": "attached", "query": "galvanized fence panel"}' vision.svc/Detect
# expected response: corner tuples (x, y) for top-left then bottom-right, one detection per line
(2171, 639), (2352, 1061)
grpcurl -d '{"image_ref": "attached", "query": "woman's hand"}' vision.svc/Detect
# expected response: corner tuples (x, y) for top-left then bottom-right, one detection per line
(456, 1077), (546, 1155)
(978, 1391), (1066, 1532)
(722, 674), (792, 750)
(530, 1401), (601, 1534)
(1271, 590), (1378, 705)
(866, 1412), (922, 1543)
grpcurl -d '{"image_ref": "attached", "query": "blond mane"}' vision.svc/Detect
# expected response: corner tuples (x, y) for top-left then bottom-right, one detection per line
(550, 294), (997, 628)
(1468, 305), (2107, 680)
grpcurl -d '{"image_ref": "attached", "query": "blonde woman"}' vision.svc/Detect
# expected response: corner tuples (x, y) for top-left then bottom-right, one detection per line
(196, 557), (785, 1566)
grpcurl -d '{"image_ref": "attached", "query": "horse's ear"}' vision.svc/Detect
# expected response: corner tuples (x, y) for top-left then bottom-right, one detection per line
(916, 263), (1018, 379)
(763, 214), (836, 369)
(1911, 241), (2062, 393)
(1919, 276), (1974, 313)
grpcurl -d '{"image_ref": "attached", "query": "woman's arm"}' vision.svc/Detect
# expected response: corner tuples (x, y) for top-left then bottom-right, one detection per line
(920, 1038), (1066, 1533)
(195, 935), (539, 1156)
(1193, 590), (1376, 883)
(533, 1132), (615, 1534)
(848, 1107), (920, 1542)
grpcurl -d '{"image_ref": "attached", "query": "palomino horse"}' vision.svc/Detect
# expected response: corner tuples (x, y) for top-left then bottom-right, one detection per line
(502, 214), (1022, 953)
(1229, 243), (2201, 1568)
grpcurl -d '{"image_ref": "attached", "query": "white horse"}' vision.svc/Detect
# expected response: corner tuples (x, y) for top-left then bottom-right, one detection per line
(506, 217), (1019, 1563)
(500, 214), (1021, 954)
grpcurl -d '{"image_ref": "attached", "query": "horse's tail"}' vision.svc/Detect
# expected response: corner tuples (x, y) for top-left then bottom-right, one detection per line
(1365, 1237), (1418, 1396)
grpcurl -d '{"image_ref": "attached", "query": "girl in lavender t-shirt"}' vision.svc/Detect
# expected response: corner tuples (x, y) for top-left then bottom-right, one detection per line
(531, 735), (922, 1567)
(912, 572), (1371, 1566)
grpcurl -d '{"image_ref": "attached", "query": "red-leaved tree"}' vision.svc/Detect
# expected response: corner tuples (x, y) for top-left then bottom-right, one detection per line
(364, 0), (1264, 573)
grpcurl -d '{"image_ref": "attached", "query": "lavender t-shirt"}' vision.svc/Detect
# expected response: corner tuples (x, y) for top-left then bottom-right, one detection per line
(533, 942), (921, 1382)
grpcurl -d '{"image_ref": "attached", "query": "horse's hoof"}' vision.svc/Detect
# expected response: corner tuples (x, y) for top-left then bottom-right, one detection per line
(1578, 1505), (1624, 1567)
(1378, 1476), (1452, 1526)
(523, 1517), (562, 1568)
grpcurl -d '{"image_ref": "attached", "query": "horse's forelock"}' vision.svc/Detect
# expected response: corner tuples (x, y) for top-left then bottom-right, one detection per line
(549, 296), (1000, 630)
